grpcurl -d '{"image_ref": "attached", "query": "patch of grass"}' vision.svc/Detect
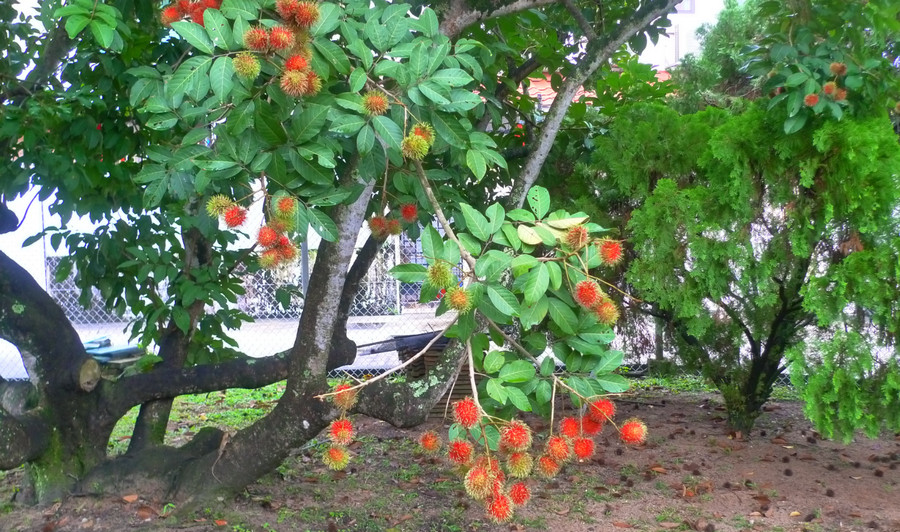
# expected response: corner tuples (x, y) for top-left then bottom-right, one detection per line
(630, 375), (717, 394)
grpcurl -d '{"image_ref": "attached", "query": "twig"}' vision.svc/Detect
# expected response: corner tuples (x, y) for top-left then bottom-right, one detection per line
(411, 160), (477, 270)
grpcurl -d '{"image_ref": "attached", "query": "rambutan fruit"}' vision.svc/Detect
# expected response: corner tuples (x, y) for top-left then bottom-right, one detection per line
(258, 226), (279, 247)
(362, 92), (389, 116)
(573, 437), (595, 461)
(205, 194), (232, 216)
(284, 54), (309, 72)
(536, 454), (561, 478)
(200, 0), (221, 8)
(499, 420), (532, 452)
(399, 203), (417, 223)
(565, 225), (589, 250)
(275, 0), (299, 20)
(804, 93), (819, 107)
(302, 70), (322, 96)
(448, 440), (474, 465)
(332, 382), (358, 411)
(411, 123), (435, 146)
(464, 465), (492, 499)
(581, 416), (604, 436)
(281, 70), (308, 97)
(243, 27), (269, 51)
(593, 299), (620, 326)
(401, 134), (429, 160)
(446, 287), (473, 313)
(587, 397), (616, 423)
(386, 218), (402, 236)
(268, 26), (294, 51)
(293, 1), (320, 29)
(368, 215), (387, 239)
(233, 52), (261, 80)
(830, 62), (847, 76)
(508, 482), (530, 506)
(573, 280), (604, 309)
(452, 396), (480, 429)
(275, 196), (297, 218)
(278, 242), (298, 262)
(426, 262), (453, 289)
(546, 435), (571, 462)
(559, 417), (580, 439)
(486, 493), (513, 523)
(160, 5), (182, 26)
(823, 81), (837, 96)
(505, 452), (533, 478)
(323, 445), (350, 470)
(598, 238), (624, 265)
(258, 248), (282, 269)
(189, 5), (206, 25)
(620, 418), (647, 444)
(418, 430), (442, 453)
(223, 205), (247, 227)
(834, 88), (847, 101)
(329, 418), (354, 445)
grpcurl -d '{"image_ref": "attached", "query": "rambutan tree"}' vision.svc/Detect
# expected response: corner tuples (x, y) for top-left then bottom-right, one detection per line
(0, 0), (678, 507)
(561, 0), (900, 435)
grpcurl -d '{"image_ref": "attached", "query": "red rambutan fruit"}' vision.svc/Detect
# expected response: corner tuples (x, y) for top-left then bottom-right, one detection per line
(546, 435), (571, 462)
(418, 430), (442, 453)
(804, 93), (819, 107)
(499, 420), (532, 452)
(565, 225), (589, 250)
(293, 1), (320, 28)
(559, 417), (580, 439)
(399, 203), (417, 223)
(329, 418), (354, 445)
(573, 280), (604, 309)
(368, 215), (387, 239)
(448, 440), (474, 465)
(284, 54), (309, 72)
(536, 454), (561, 478)
(332, 382), (358, 411)
(160, 6), (182, 26)
(258, 226), (279, 248)
(486, 493), (513, 523)
(275, 0), (299, 20)
(362, 92), (390, 116)
(508, 482), (530, 506)
(620, 418), (648, 444)
(823, 81), (837, 95)
(573, 437), (595, 460)
(243, 27), (269, 51)
(278, 242), (297, 262)
(189, 5), (206, 25)
(452, 397), (480, 429)
(581, 416), (604, 436)
(598, 238), (624, 265)
(587, 397), (616, 423)
(323, 445), (350, 470)
(829, 62), (847, 76)
(268, 26), (294, 51)
(593, 299), (620, 326)
(223, 205), (247, 227)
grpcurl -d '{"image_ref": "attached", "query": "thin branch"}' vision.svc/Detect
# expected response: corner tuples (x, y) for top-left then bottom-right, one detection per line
(560, 0), (597, 40)
(412, 160), (478, 270)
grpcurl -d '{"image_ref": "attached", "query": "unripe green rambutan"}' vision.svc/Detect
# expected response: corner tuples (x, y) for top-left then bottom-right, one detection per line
(427, 262), (453, 289)
(206, 194), (233, 216)
(401, 134), (429, 160)
(233, 52), (261, 80)
(411, 122), (435, 147)
(506, 452), (533, 478)
(323, 445), (350, 470)
(259, 248), (282, 269)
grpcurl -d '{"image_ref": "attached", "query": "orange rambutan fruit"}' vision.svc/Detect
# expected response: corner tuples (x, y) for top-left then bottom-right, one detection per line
(293, 1), (320, 28)
(565, 225), (589, 250)
(499, 421), (532, 452)
(362, 91), (390, 116)
(804, 93), (820, 107)
(160, 5), (183, 26)
(598, 238), (624, 265)
(536, 454), (561, 478)
(268, 26), (294, 51)
(572, 437), (595, 461)
(505, 452), (533, 478)
(329, 418), (354, 445)
(593, 299), (620, 326)
(284, 54), (309, 72)
(399, 203), (418, 223)
(281, 70), (308, 97)
(620, 418), (648, 445)
(418, 430), (442, 453)
(243, 27), (269, 51)
(452, 397), (480, 429)
(486, 493), (513, 523)
(581, 416), (604, 436)
(829, 62), (847, 76)
(587, 397), (616, 423)
(331, 382), (358, 411)
(546, 435), (571, 462)
(464, 465), (492, 499)
(322, 445), (350, 470)
(573, 280), (604, 309)
(559, 417), (580, 439)
(258, 225), (279, 248)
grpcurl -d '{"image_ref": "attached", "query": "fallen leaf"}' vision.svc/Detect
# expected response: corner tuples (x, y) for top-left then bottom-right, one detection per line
(612, 522), (632, 528)
(650, 466), (668, 474)
(789, 511), (801, 517)
(214, 519), (227, 526)
(748, 511), (763, 517)
(136, 505), (157, 521)
(121, 494), (139, 503)
(554, 506), (571, 515)
(770, 437), (788, 445)
(659, 522), (680, 529)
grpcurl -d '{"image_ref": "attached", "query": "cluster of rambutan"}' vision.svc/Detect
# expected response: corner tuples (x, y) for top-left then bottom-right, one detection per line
(401, 123), (435, 160)
(805, 62), (851, 108)
(572, 279), (620, 326)
(160, 0), (221, 27)
(418, 395), (647, 523)
(367, 203), (418, 240)
(322, 382), (358, 471)
(564, 226), (624, 265)
(256, 196), (300, 269)
(424, 262), (474, 312)
(207, 195), (248, 228)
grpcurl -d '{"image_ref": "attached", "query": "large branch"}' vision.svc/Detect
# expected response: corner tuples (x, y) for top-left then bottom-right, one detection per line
(0, 408), (50, 469)
(506, 0), (680, 209)
(439, 0), (560, 39)
(0, 251), (99, 392)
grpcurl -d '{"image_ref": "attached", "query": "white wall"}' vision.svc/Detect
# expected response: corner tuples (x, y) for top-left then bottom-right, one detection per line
(640, 0), (727, 69)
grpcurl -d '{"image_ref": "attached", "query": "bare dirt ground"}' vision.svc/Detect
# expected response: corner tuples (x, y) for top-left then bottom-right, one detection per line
(2, 390), (899, 532)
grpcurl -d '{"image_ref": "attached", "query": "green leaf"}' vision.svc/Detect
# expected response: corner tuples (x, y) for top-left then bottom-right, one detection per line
(535, 380), (552, 405)
(486, 379), (508, 405)
(506, 386), (531, 412)
(227, 100), (255, 135)
(526, 186), (550, 219)
(145, 113), (178, 130)
(357, 124), (375, 154)
(293, 103), (330, 143)
(330, 114), (366, 135)
(595, 373), (630, 393)
(390, 263), (427, 282)
(523, 263), (550, 304)
(507, 209), (535, 222)
(209, 57), (235, 104)
(172, 306), (191, 334)
(474, 250), (511, 281)
(310, 2), (341, 36)
(783, 72), (809, 88)
(540, 356), (555, 377)
(430, 68), (473, 87)
(89, 20), (115, 48)
(460, 203), (492, 241)
(483, 351), (505, 374)
(349, 68), (367, 92)
(372, 115), (403, 150)
(414, 7), (439, 37)
(308, 208), (338, 241)
(511, 254), (538, 275)
(220, 0), (256, 19)
(143, 178), (168, 208)
(255, 102), (288, 145)
(545, 261), (562, 290)
(431, 112), (467, 148)
(313, 39), (351, 74)
(516, 225), (542, 246)
(486, 284), (519, 317)
(204, 8), (234, 50)
(466, 149), (487, 180)
(64, 15), (91, 39)
(500, 360), (536, 383)
(421, 225), (445, 263)
(166, 56), (212, 108)
(784, 113), (807, 135)
(485, 203), (504, 234)
(594, 350), (624, 374)
(519, 294), (548, 329)
(171, 21), (215, 54)
(418, 81), (450, 104)
(548, 297), (577, 335)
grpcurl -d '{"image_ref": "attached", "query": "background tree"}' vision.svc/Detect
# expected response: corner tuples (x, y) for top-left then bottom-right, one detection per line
(0, 0), (677, 506)
(560, 0), (900, 434)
